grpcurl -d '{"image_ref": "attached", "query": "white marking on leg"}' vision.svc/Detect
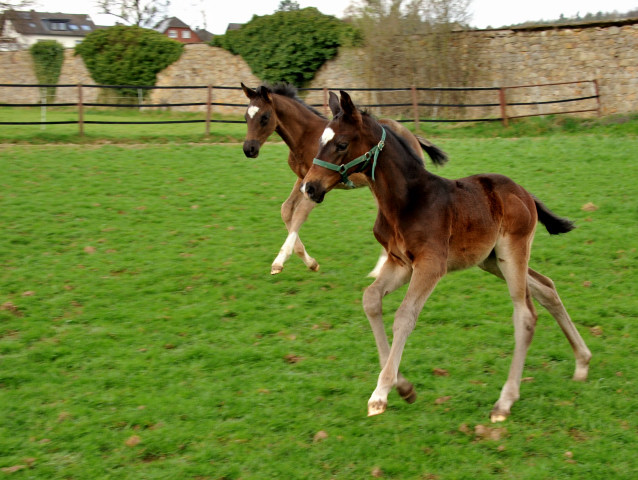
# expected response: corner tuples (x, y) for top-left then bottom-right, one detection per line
(272, 232), (298, 269)
(247, 105), (259, 118)
(320, 127), (335, 145)
(368, 250), (388, 278)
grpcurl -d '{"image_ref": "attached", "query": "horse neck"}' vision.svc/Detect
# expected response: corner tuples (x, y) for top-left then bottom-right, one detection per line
(369, 129), (440, 214)
(273, 95), (326, 154)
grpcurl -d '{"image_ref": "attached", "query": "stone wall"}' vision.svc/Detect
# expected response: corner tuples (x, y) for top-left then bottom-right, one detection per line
(456, 21), (638, 117)
(149, 44), (260, 114)
(306, 19), (638, 118)
(0, 19), (636, 118)
(0, 49), (97, 104)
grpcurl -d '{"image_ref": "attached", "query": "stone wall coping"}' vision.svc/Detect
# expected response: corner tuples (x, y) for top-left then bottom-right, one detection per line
(468, 16), (638, 33)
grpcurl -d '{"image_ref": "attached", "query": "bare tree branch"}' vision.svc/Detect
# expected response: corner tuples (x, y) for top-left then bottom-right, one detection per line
(1, 0), (36, 11)
(95, 0), (170, 28)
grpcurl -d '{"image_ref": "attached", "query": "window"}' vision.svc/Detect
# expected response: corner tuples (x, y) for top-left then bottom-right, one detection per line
(81, 25), (92, 31)
(69, 24), (79, 31)
(168, 29), (178, 38)
(181, 30), (191, 39)
(49, 21), (68, 31)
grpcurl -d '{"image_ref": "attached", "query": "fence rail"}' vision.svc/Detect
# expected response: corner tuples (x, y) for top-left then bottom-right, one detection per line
(0, 80), (600, 134)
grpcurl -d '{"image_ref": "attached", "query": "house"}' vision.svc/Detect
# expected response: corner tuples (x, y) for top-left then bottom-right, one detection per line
(0, 10), (97, 50)
(225, 23), (243, 33)
(155, 17), (201, 43)
(195, 28), (214, 43)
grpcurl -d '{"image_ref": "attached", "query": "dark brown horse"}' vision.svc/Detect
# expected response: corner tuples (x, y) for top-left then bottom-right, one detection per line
(241, 83), (447, 275)
(301, 91), (591, 422)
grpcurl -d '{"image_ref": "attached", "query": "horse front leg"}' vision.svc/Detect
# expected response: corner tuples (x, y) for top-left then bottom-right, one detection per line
(362, 259), (414, 409)
(271, 179), (319, 275)
(367, 259), (443, 416)
(367, 248), (388, 278)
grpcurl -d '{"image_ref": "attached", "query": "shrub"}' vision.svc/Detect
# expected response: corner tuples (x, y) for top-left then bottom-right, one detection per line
(212, 7), (361, 86)
(75, 25), (183, 100)
(29, 40), (65, 102)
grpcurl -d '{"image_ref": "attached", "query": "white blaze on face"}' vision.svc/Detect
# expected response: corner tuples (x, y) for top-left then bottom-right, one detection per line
(247, 105), (260, 119)
(320, 127), (335, 146)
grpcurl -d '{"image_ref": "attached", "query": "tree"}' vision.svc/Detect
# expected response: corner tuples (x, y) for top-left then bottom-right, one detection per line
(75, 25), (183, 100)
(277, 0), (300, 11)
(344, 0), (476, 118)
(212, 8), (361, 86)
(96, 0), (170, 28)
(0, 0), (34, 10)
(29, 40), (64, 102)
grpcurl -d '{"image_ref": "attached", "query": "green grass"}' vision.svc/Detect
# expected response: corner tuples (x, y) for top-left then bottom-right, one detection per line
(1, 135), (637, 478)
(2, 106), (638, 144)
(0, 107), (247, 144)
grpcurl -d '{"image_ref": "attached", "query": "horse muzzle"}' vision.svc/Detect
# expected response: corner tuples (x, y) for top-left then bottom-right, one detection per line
(243, 140), (261, 158)
(300, 181), (326, 204)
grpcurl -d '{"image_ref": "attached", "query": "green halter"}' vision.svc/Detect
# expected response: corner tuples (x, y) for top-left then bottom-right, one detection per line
(312, 127), (386, 188)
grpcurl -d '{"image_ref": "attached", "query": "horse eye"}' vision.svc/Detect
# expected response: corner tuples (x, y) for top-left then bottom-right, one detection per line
(260, 114), (270, 126)
(336, 142), (348, 152)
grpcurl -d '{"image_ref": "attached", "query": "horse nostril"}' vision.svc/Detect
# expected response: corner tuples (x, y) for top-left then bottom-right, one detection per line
(304, 183), (315, 197)
(243, 141), (259, 158)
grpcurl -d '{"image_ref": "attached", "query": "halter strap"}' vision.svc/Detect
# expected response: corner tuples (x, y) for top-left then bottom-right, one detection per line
(312, 127), (386, 188)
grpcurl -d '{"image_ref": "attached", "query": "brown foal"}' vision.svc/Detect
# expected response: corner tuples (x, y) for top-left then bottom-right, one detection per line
(241, 83), (447, 275)
(301, 91), (591, 421)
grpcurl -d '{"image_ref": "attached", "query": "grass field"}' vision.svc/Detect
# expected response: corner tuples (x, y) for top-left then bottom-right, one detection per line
(2, 106), (638, 144)
(1, 130), (637, 478)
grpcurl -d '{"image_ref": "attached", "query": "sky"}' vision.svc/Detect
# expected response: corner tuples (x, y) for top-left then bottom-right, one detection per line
(28, 0), (638, 35)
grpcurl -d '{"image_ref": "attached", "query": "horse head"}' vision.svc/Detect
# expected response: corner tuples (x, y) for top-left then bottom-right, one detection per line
(241, 83), (278, 158)
(301, 91), (382, 203)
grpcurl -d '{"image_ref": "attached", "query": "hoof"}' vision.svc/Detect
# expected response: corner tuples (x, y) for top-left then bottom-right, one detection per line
(271, 264), (283, 275)
(490, 410), (509, 423)
(397, 385), (417, 404)
(572, 372), (588, 382)
(308, 261), (320, 272)
(573, 365), (589, 382)
(367, 399), (387, 417)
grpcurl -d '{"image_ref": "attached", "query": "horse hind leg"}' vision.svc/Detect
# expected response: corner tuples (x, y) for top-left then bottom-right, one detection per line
(271, 180), (319, 275)
(489, 238), (538, 423)
(480, 258), (592, 383)
(527, 268), (591, 381)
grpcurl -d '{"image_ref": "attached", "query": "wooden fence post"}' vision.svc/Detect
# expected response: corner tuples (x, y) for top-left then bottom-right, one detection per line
(593, 79), (601, 116)
(411, 85), (419, 131)
(323, 87), (329, 117)
(206, 84), (212, 136)
(78, 84), (84, 137)
(499, 87), (508, 127)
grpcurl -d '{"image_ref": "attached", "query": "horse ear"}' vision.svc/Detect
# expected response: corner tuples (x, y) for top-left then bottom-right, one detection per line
(241, 82), (257, 100)
(339, 90), (362, 124)
(328, 91), (341, 116)
(258, 86), (273, 104)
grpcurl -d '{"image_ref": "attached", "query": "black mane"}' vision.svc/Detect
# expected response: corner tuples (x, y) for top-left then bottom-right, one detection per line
(362, 112), (426, 171)
(260, 83), (327, 119)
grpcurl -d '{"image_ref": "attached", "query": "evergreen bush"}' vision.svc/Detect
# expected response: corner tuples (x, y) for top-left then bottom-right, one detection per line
(29, 40), (65, 102)
(212, 8), (361, 86)
(75, 25), (183, 100)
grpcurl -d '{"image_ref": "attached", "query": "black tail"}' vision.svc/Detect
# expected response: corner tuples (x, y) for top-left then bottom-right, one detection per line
(417, 136), (448, 167)
(534, 197), (575, 235)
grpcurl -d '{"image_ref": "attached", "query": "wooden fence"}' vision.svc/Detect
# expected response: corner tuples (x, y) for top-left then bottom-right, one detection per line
(0, 80), (601, 135)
